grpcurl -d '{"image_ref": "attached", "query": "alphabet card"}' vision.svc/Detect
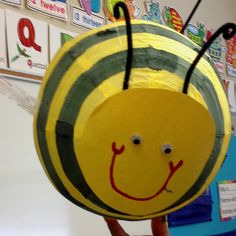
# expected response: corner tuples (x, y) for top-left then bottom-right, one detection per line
(6, 9), (48, 76)
(49, 24), (78, 61)
(27, 0), (69, 20)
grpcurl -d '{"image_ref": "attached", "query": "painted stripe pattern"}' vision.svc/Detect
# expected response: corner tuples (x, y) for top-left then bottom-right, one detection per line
(34, 20), (231, 220)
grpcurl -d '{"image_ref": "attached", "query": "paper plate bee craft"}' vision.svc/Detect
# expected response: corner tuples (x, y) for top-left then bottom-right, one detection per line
(33, 2), (235, 220)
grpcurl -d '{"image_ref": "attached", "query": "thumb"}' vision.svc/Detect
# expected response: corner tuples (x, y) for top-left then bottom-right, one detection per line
(151, 216), (169, 236)
(104, 217), (129, 236)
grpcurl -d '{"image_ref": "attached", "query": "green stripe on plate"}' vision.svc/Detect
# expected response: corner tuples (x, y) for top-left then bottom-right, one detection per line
(55, 47), (224, 216)
(38, 22), (219, 133)
(36, 130), (120, 217)
(36, 21), (225, 217)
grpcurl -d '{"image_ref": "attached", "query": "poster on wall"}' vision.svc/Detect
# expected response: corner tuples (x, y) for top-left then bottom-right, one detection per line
(186, 22), (205, 47)
(71, 6), (104, 30)
(218, 181), (236, 221)
(223, 79), (236, 113)
(143, 0), (163, 24)
(225, 35), (236, 78)
(206, 29), (225, 74)
(227, 64), (236, 78)
(80, 0), (101, 15)
(27, 0), (69, 20)
(6, 10), (48, 76)
(49, 25), (78, 61)
(0, 9), (7, 69)
(131, 0), (142, 19)
(104, 0), (142, 22)
(163, 6), (183, 32)
(0, 0), (21, 6)
(104, 0), (141, 22)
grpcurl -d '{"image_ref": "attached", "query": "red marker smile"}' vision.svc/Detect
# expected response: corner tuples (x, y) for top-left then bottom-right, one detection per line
(110, 142), (183, 201)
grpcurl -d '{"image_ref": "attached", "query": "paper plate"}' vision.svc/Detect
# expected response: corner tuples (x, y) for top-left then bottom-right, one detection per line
(34, 20), (231, 220)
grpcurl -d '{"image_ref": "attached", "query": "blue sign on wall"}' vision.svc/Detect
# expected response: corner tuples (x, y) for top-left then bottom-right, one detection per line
(169, 136), (236, 236)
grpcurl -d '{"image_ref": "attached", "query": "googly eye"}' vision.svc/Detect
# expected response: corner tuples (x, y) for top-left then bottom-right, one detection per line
(161, 144), (173, 154)
(131, 134), (142, 145)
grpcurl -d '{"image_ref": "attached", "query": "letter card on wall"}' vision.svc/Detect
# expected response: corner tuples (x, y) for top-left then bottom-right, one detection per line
(27, 0), (69, 20)
(49, 24), (78, 61)
(6, 10), (48, 76)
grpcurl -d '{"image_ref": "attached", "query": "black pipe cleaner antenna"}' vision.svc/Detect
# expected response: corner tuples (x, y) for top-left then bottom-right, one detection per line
(113, 2), (133, 90)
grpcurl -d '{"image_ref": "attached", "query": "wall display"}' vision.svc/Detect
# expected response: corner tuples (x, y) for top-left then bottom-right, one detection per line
(226, 36), (236, 67)
(104, 0), (140, 22)
(27, 0), (69, 20)
(0, 9), (7, 69)
(0, 0), (21, 6)
(233, 39), (236, 68)
(186, 23), (205, 47)
(132, 0), (142, 19)
(214, 63), (226, 75)
(49, 25), (78, 61)
(223, 79), (236, 113)
(71, 6), (104, 29)
(143, 0), (163, 24)
(206, 29), (225, 74)
(163, 6), (183, 32)
(218, 180), (236, 221)
(226, 35), (236, 78)
(6, 10), (48, 76)
(226, 64), (236, 78)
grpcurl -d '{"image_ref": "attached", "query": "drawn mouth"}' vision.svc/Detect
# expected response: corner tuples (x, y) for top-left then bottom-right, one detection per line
(110, 142), (183, 201)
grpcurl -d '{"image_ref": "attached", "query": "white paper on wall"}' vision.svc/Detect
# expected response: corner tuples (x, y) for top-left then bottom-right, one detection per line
(71, 6), (104, 30)
(49, 25), (78, 61)
(6, 9), (48, 76)
(218, 181), (236, 221)
(223, 78), (236, 113)
(0, 0), (21, 6)
(0, 9), (7, 69)
(27, 0), (69, 21)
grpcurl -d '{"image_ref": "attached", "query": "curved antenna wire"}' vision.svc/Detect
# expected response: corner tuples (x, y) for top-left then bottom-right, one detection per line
(113, 2), (133, 90)
(181, 0), (202, 34)
(182, 23), (236, 94)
